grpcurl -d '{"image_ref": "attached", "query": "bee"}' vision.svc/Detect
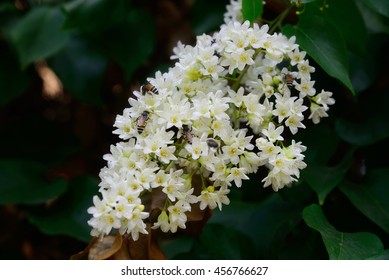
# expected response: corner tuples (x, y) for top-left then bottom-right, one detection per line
(283, 73), (294, 89)
(206, 138), (219, 149)
(141, 83), (159, 95)
(182, 125), (193, 144)
(136, 111), (150, 134)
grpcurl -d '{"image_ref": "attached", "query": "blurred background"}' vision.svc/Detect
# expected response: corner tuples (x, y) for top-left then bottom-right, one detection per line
(0, 0), (234, 259)
(1, 0), (389, 260)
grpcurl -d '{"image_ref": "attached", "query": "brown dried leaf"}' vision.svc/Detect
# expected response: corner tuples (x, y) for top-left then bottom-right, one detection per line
(108, 237), (131, 260)
(150, 188), (166, 211)
(112, 226), (166, 260)
(72, 227), (166, 260)
(70, 232), (122, 260)
(88, 232), (123, 260)
(186, 174), (212, 223)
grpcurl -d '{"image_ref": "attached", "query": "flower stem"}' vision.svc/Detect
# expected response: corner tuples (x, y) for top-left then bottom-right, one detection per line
(269, 6), (292, 34)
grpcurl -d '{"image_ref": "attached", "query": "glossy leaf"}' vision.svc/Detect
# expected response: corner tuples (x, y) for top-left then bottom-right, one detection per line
(349, 51), (377, 93)
(98, 10), (155, 80)
(209, 193), (302, 258)
(335, 90), (389, 146)
(361, 0), (389, 18)
(28, 176), (98, 243)
(160, 235), (195, 260)
(295, 124), (340, 164)
(356, 1), (389, 34)
(283, 16), (355, 95)
(242, 0), (263, 24)
(335, 119), (389, 146)
(302, 159), (351, 205)
(339, 168), (389, 234)
(294, 124), (350, 203)
(48, 37), (107, 106)
(0, 46), (30, 107)
(315, 0), (367, 55)
(367, 250), (389, 260)
(0, 159), (67, 205)
(303, 204), (384, 259)
(62, 0), (131, 31)
(191, 0), (226, 35)
(200, 224), (256, 259)
(6, 6), (71, 68)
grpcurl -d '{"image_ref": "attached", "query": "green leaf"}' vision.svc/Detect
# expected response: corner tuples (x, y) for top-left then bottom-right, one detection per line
(209, 193), (302, 258)
(317, 0), (367, 55)
(0, 45), (30, 107)
(335, 118), (389, 146)
(62, 0), (131, 31)
(361, 0), (389, 18)
(0, 159), (67, 205)
(6, 6), (71, 68)
(242, 0), (263, 24)
(294, 124), (350, 204)
(191, 0), (226, 35)
(302, 159), (352, 205)
(199, 224), (256, 259)
(48, 36), (107, 106)
(98, 10), (155, 80)
(0, 2), (19, 27)
(356, 1), (389, 34)
(339, 168), (389, 234)
(282, 16), (355, 95)
(335, 90), (389, 146)
(349, 51), (377, 93)
(160, 235), (195, 260)
(295, 123), (340, 164)
(303, 204), (384, 259)
(367, 250), (389, 260)
(28, 175), (98, 243)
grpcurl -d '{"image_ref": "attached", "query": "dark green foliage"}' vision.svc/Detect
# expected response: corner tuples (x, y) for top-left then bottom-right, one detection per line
(242, 0), (263, 24)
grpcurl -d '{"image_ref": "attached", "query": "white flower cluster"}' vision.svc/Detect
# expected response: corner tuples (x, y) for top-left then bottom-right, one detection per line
(87, 0), (335, 240)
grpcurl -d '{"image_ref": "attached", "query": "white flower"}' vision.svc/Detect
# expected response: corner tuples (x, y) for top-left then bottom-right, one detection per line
(199, 187), (219, 210)
(122, 205), (149, 241)
(297, 59), (315, 80)
(314, 89), (335, 109)
(295, 78), (316, 98)
(168, 200), (190, 229)
(261, 123), (284, 142)
(185, 136), (209, 160)
(153, 170), (170, 188)
(309, 102), (329, 124)
(285, 114), (306, 134)
(226, 167), (249, 187)
(222, 143), (244, 165)
(228, 87), (245, 107)
(156, 145), (177, 164)
(113, 110), (137, 140)
(157, 99), (191, 129)
(162, 177), (185, 202)
(256, 137), (282, 162)
(88, 0), (335, 240)
(152, 210), (171, 232)
(272, 92), (294, 122)
(224, 0), (243, 23)
(135, 167), (157, 190)
(288, 49), (306, 66)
